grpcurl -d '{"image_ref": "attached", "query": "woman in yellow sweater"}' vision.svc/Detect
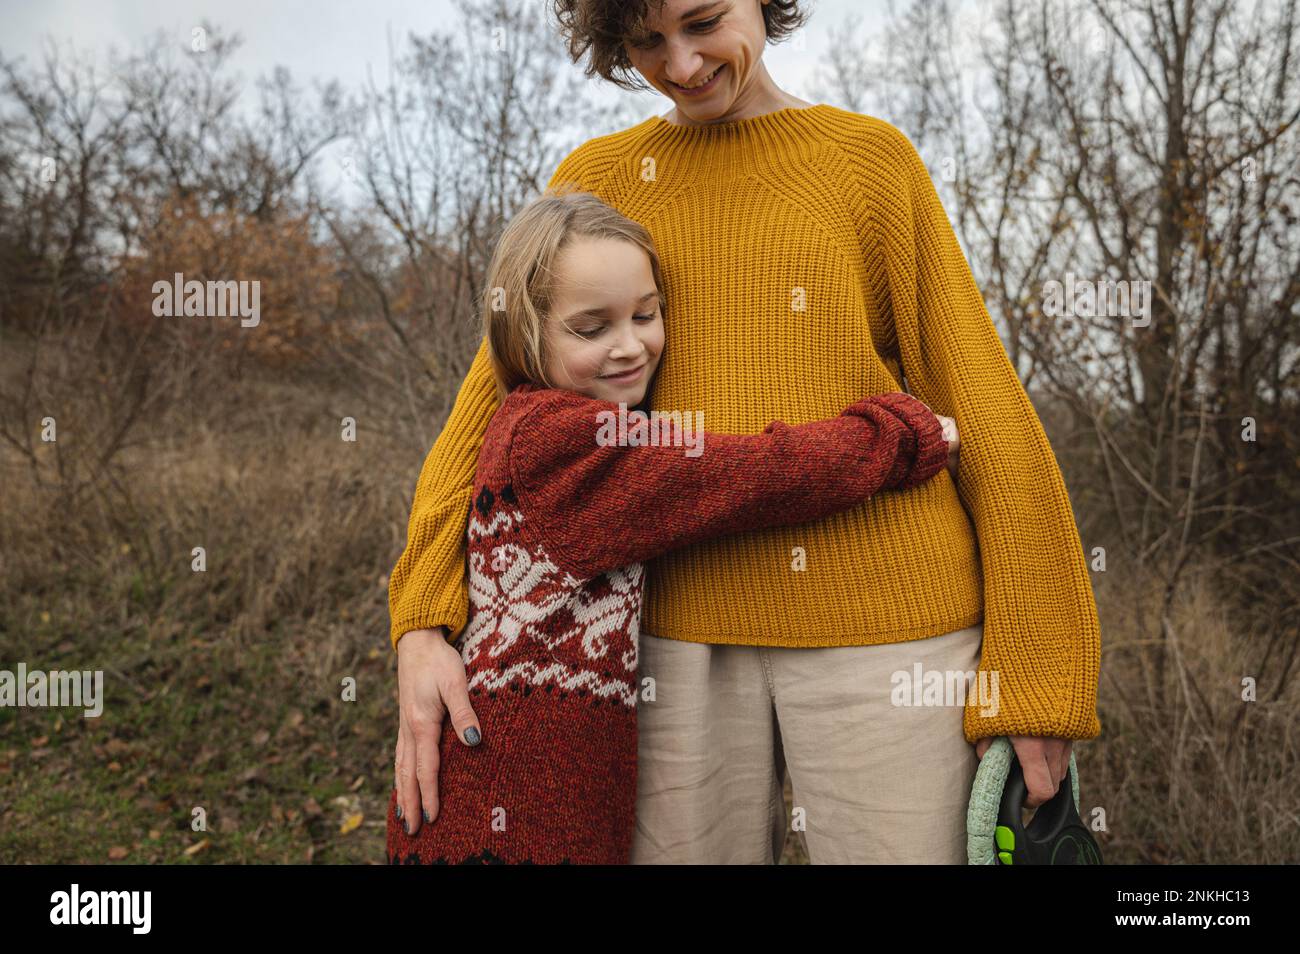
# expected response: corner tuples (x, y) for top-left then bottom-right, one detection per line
(388, 0), (1102, 863)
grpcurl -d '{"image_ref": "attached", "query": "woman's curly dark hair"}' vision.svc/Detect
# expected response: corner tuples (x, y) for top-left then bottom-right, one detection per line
(549, 1), (810, 93)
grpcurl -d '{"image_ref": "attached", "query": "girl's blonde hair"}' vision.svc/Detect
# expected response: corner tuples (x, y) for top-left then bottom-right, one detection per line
(480, 185), (667, 405)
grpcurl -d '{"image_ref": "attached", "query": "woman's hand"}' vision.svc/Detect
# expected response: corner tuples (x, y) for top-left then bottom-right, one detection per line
(904, 392), (961, 478)
(973, 735), (1073, 809)
(394, 627), (483, 836)
(936, 414), (960, 477)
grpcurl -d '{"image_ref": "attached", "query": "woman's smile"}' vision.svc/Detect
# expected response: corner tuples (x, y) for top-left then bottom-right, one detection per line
(671, 63), (725, 96)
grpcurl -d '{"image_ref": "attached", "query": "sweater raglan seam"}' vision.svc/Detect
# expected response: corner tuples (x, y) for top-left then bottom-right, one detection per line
(550, 123), (648, 199)
(586, 124), (697, 224)
(813, 114), (915, 363)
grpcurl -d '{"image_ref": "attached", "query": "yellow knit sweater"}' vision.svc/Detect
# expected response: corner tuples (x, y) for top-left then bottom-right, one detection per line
(388, 104), (1101, 743)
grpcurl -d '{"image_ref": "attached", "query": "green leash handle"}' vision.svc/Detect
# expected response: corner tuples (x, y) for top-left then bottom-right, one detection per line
(966, 737), (1102, 865)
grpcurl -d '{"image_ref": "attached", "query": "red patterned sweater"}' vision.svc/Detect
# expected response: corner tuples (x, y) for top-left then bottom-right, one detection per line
(386, 381), (948, 864)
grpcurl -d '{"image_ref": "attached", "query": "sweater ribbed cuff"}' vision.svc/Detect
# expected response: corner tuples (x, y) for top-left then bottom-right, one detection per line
(391, 622), (456, 653)
(388, 488), (474, 652)
(962, 673), (1103, 742)
(882, 415), (918, 488)
(869, 392), (948, 489)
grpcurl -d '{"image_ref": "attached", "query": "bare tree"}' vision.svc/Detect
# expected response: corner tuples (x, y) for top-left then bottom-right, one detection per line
(314, 0), (601, 426)
(0, 23), (347, 504)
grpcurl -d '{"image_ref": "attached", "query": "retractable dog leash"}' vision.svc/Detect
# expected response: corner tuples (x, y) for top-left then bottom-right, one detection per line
(966, 737), (1102, 864)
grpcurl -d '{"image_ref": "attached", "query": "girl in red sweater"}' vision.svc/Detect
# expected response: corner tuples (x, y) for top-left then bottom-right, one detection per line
(385, 188), (957, 864)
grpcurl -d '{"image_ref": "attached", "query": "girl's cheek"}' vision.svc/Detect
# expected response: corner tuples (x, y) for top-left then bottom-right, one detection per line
(553, 343), (598, 385)
(575, 345), (608, 380)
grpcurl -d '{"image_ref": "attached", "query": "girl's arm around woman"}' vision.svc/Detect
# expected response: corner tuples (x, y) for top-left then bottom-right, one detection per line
(506, 388), (948, 581)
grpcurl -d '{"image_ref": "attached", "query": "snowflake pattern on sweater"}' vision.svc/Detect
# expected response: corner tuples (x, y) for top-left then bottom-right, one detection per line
(459, 481), (642, 708)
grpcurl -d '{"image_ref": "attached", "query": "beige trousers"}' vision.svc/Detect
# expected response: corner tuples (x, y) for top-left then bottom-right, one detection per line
(630, 622), (985, 864)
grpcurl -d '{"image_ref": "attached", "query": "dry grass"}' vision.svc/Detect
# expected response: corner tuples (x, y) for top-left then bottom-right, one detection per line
(1086, 556), (1300, 862)
(0, 326), (418, 863)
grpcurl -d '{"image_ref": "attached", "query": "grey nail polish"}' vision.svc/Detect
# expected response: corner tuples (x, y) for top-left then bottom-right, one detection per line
(394, 802), (403, 820)
(423, 810), (432, 824)
(465, 726), (481, 745)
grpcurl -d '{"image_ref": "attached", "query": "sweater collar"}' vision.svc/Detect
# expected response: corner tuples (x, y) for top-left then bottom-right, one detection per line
(645, 102), (831, 146)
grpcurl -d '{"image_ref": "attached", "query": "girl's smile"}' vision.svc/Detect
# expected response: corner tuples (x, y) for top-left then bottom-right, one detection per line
(598, 363), (647, 384)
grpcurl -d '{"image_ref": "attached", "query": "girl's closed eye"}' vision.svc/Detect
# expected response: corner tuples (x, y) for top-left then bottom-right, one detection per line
(574, 312), (658, 338)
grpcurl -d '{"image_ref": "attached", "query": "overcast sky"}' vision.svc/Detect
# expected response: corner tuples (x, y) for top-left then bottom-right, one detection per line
(2, 0), (912, 119)
(0, 0), (1001, 205)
